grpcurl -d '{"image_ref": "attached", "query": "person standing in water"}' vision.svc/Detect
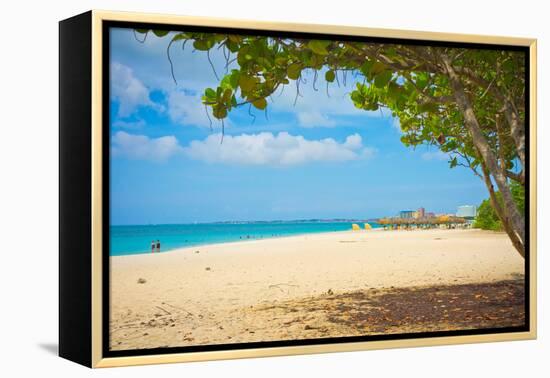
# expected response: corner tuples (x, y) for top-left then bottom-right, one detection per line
(156, 239), (161, 253)
(151, 240), (156, 254)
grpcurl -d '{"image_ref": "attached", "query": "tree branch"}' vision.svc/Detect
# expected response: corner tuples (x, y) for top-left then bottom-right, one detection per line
(505, 169), (525, 184)
(441, 53), (525, 256)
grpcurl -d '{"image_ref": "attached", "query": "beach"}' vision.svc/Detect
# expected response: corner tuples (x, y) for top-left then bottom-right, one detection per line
(109, 228), (525, 350)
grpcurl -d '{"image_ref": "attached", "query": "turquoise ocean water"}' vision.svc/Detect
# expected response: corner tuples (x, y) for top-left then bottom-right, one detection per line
(110, 221), (380, 256)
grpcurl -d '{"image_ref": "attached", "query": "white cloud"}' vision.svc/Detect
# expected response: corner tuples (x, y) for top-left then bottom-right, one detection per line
(268, 70), (398, 129)
(110, 60), (216, 128)
(111, 29), (233, 93)
(296, 111), (336, 128)
(344, 133), (363, 150)
(111, 131), (182, 161)
(112, 119), (146, 129)
(183, 132), (374, 166)
(167, 90), (217, 128)
(421, 150), (450, 161)
(111, 62), (160, 117)
(111, 31), (398, 132)
(271, 73), (361, 126)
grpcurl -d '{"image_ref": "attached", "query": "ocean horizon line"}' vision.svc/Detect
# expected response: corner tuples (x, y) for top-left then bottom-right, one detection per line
(111, 218), (382, 227)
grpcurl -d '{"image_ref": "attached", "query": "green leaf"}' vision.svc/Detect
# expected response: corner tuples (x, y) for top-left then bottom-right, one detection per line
(450, 156), (458, 168)
(193, 39), (212, 51)
(275, 57), (288, 66)
(308, 40), (330, 55)
(229, 70), (240, 89)
(367, 103), (379, 111)
(252, 98), (268, 110)
(212, 105), (227, 119)
(418, 102), (439, 113)
(325, 70), (336, 83)
(387, 81), (402, 97)
(228, 35), (242, 43)
(350, 90), (363, 105)
(222, 89), (233, 104)
(204, 88), (216, 101)
(226, 40), (240, 53)
(152, 30), (169, 37)
(415, 72), (429, 89)
(220, 76), (232, 91)
(309, 54), (324, 69)
(237, 46), (252, 66)
(370, 62), (386, 75)
(360, 60), (374, 75)
(239, 75), (256, 92)
(171, 33), (187, 42)
(374, 71), (393, 88)
(135, 29), (148, 34)
(287, 63), (302, 80)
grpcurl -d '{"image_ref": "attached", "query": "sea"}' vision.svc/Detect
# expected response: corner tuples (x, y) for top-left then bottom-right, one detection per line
(110, 221), (381, 256)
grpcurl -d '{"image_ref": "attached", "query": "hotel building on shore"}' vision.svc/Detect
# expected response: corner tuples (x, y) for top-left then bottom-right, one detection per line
(396, 206), (477, 223)
(397, 206), (476, 221)
(399, 207), (426, 219)
(456, 205), (477, 222)
(399, 210), (416, 219)
(456, 205), (477, 220)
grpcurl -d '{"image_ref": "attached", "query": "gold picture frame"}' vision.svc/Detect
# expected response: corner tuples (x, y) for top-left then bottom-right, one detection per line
(59, 9), (537, 368)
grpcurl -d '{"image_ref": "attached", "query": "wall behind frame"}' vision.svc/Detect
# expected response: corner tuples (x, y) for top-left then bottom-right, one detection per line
(0, 0), (546, 377)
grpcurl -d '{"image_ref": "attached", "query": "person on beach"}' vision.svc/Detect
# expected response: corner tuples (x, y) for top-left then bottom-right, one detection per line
(156, 239), (161, 253)
(151, 240), (155, 253)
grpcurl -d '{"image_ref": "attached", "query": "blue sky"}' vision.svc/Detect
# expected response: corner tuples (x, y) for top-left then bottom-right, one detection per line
(109, 27), (486, 225)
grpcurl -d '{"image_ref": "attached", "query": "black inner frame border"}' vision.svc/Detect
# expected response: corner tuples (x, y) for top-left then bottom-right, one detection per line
(102, 19), (531, 359)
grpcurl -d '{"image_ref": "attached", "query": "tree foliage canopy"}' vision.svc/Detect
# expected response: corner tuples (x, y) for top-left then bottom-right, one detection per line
(475, 198), (503, 231)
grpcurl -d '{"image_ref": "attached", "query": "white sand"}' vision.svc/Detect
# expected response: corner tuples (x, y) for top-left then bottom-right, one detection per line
(109, 228), (524, 350)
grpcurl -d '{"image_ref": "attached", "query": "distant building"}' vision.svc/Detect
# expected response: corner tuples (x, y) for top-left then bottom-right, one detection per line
(426, 212), (435, 218)
(399, 210), (415, 219)
(456, 205), (477, 219)
(416, 207), (425, 219)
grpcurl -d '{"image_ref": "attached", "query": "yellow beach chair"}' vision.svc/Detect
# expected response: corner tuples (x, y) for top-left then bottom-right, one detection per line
(351, 223), (361, 231)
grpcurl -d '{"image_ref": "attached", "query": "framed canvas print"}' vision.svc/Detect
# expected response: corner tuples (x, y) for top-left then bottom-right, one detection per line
(59, 10), (537, 368)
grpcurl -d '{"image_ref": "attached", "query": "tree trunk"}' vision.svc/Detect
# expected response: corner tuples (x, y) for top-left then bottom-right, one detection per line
(503, 101), (526, 171)
(480, 161), (525, 257)
(441, 55), (525, 258)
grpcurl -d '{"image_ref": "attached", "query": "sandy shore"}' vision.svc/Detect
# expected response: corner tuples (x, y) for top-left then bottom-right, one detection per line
(109, 228), (524, 350)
